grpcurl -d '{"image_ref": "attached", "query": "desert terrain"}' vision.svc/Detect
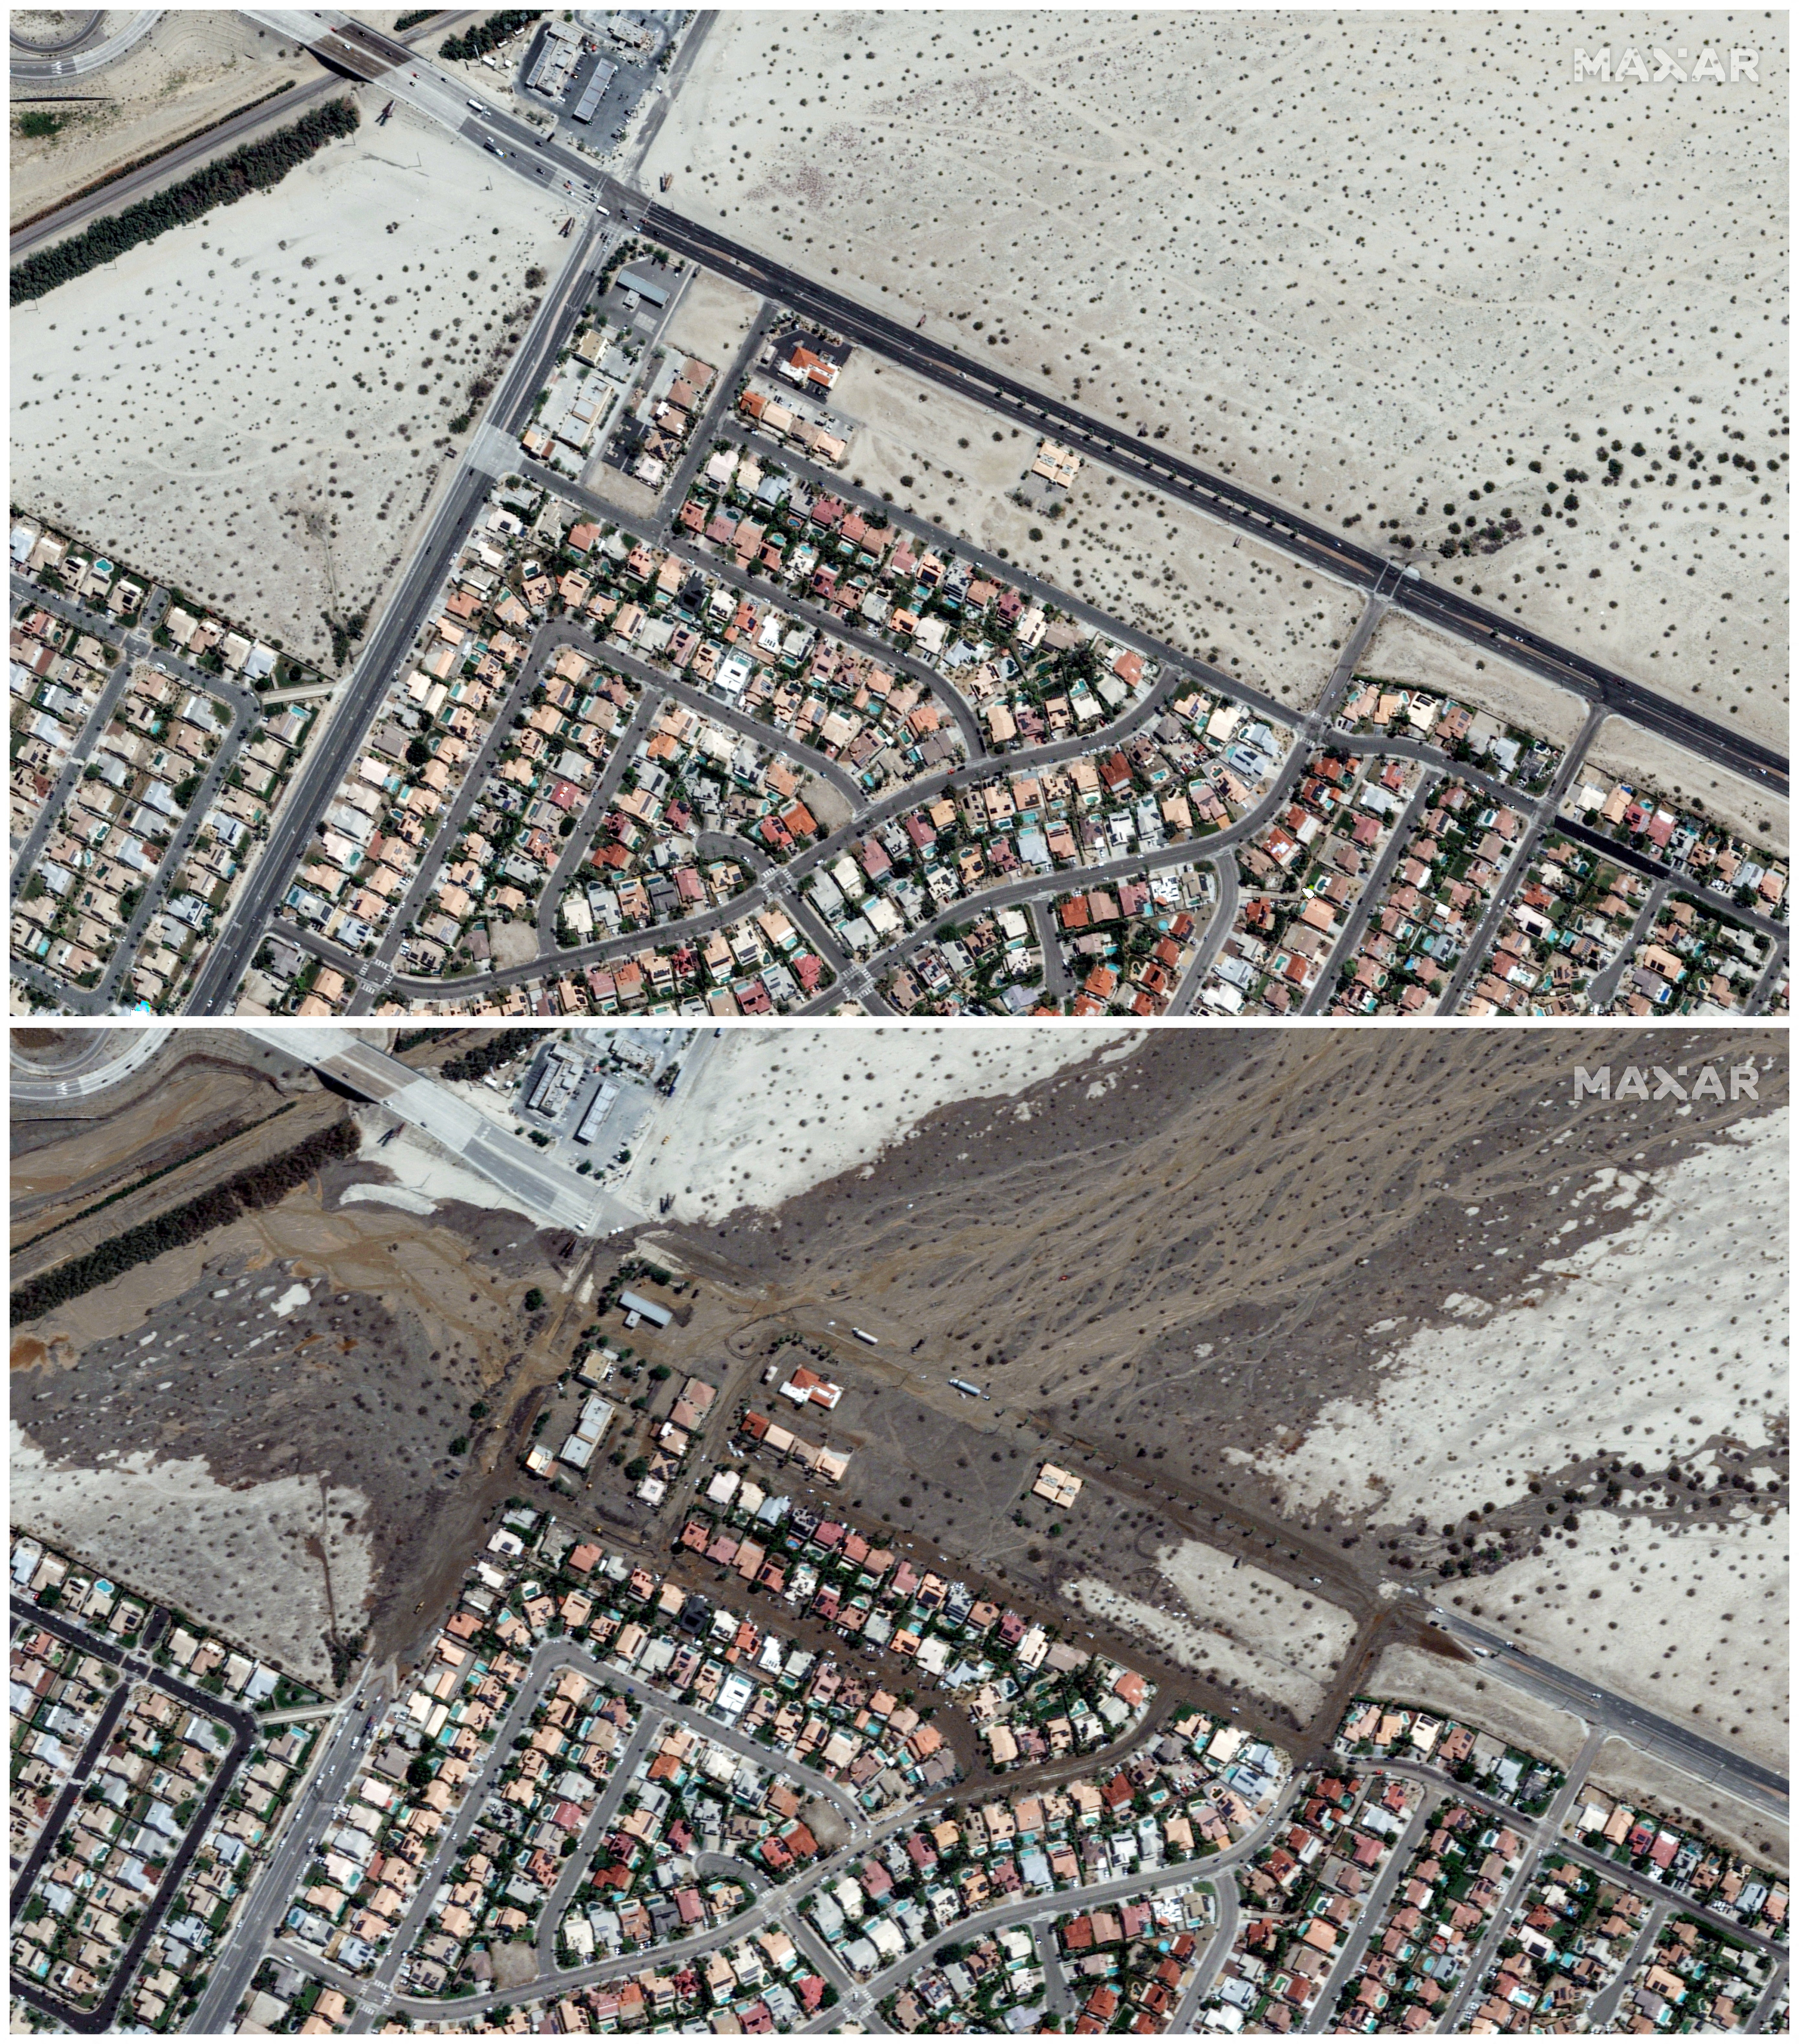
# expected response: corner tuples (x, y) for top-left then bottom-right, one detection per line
(10, 1032), (594, 1685)
(10, 1026), (1788, 1788)
(830, 352), (1362, 704)
(11, 94), (568, 668)
(691, 1025), (1788, 1767)
(625, 1024), (1135, 1223)
(643, 10), (1788, 749)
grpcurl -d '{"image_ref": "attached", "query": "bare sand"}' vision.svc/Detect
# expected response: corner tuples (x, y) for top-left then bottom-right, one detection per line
(1579, 714), (1789, 854)
(1366, 1641), (1591, 1772)
(833, 352), (1362, 703)
(10, 1420), (370, 1688)
(627, 1026), (1135, 1223)
(643, 11), (1787, 750)
(1267, 1106), (1786, 1772)
(9, 13), (314, 229)
(1265, 1107), (1787, 1523)
(11, 98), (567, 667)
(665, 266), (763, 371)
(1359, 610), (1590, 747)
(1583, 1735), (1788, 1868)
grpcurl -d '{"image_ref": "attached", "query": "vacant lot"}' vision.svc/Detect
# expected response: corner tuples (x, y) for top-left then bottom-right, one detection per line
(12, 99), (567, 667)
(644, 11), (1787, 749)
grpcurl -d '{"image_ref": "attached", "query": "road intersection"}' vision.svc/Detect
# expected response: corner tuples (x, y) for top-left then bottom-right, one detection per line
(12, 6), (1777, 1017)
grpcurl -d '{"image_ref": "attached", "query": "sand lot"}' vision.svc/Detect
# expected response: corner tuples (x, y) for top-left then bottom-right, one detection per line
(1580, 714), (1790, 853)
(1358, 610), (1589, 747)
(832, 353), (1361, 703)
(11, 100), (568, 667)
(628, 1026), (1134, 1222)
(644, 12), (1787, 748)
(10, 13), (313, 229)
(12, 1421), (371, 1689)
(1071, 1536), (1356, 1721)
(665, 266), (763, 373)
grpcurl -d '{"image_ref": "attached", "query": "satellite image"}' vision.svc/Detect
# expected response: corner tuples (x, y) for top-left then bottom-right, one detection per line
(6, 10), (1788, 1021)
(5, 6), (1791, 2038)
(7, 1023), (1789, 2033)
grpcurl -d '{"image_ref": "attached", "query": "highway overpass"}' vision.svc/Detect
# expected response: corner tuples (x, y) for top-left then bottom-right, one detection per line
(243, 1028), (637, 1236)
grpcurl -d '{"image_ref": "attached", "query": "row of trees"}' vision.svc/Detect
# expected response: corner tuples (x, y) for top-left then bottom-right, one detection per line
(441, 1029), (547, 1083)
(11, 99), (360, 306)
(439, 10), (542, 62)
(11, 1120), (361, 1322)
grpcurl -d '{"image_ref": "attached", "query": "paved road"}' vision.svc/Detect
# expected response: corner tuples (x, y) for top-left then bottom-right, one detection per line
(245, 1026), (628, 1233)
(8, 630), (136, 883)
(1167, 1878), (1235, 2029)
(259, 1633), (888, 2027)
(1301, 770), (1439, 1016)
(9, 8), (161, 88)
(1584, 1898), (1669, 2032)
(1374, 1752), (1787, 1960)
(530, 689), (664, 953)
(1745, 938), (1789, 1015)
(1031, 895), (1071, 1001)
(1745, 1957), (1790, 2036)
(633, 207), (1787, 794)
(1555, 815), (1790, 941)
(1302, 1798), (1432, 2032)
(547, 479), (987, 762)
(1587, 878), (1670, 1013)
(186, 1672), (380, 2036)
(1436, 704), (1605, 1013)
(8, 1597), (257, 2035)
(1034, 1916), (1072, 2020)
(1425, 1605), (1788, 1812)
(1167, 856), (1234, 1014)
(528, 1714), (659, 1972)
(8, 1027), (171, 1102)
(7, 1655), (133, 1918)
(1436, 1730), (1602, 2032)
(184, 203), (615, 1014)
(818, 1823), (1289, 2035)
(707, 409), (1296, 739)
(9, 10), (457, 256)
